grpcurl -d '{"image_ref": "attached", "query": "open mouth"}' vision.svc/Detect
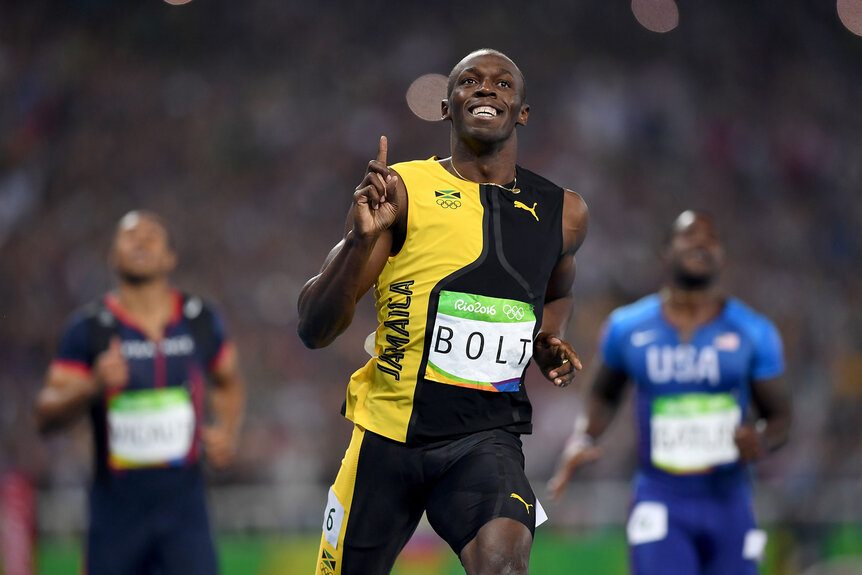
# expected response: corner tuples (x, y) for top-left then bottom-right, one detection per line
(469, 104), (499, 118)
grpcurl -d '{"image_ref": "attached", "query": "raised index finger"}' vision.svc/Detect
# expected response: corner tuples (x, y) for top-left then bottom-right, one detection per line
(377, 136), (388, 165)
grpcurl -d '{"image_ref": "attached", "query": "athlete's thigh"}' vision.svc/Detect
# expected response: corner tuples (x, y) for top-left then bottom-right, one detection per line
(425, 429), (536, 556)
(154, 527), (217, 575)
(460, 517), (532, 575)
(315, 426), (425, 575)
(87, 500), (153, 575)
(627, 497), (698, 575)
(154, 496), (218, 575)
(703, 490), (762, 575)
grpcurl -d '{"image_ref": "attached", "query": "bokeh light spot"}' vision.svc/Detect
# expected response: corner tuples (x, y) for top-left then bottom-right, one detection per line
(405, 73), (448, 122)
(838, 0), (862, 36)
(632, 0), (679, 33)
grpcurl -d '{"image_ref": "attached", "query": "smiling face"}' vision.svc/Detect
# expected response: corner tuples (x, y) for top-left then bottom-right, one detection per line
(442, 50), (530, 147)
(664, 211), (725, 289)
(110, 211), (176, 285)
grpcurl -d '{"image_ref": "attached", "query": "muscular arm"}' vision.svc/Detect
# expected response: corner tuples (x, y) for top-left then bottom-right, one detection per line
(296, 223), (394, 348)
(547, 361), (629, 499)
(296, 137), (406, 349)
(750, 377), (791, 451)
(203, 345), (247, 468)
(35, 337), (127, 434)
(583, 362), (630, 439)
(533, 190), (589, 386)
(735, 376), (792, 461)
(34, 369), (100, 434)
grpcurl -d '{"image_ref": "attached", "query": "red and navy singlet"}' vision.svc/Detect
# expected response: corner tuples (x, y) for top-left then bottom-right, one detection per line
(51, 290), (230, 575)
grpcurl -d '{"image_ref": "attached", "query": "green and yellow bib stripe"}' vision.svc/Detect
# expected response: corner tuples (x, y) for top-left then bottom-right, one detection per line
(344, 158), (565, 443)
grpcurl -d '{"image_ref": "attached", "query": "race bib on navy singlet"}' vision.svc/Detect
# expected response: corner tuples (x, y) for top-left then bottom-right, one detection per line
(650, 393), (741, 473)
(425, 291), (535, 392)
(108, 387), (195, 469)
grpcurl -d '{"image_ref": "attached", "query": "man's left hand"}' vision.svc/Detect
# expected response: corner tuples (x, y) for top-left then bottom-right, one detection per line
(734, 424), (766, 463)
(533, 333), (582, 387)
(202, 425), (239, 469)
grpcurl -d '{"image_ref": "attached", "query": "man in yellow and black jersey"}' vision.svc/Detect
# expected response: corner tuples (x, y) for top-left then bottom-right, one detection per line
(298, 49), (589, 575)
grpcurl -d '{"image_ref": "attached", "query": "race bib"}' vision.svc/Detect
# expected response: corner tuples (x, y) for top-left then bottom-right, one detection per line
(650, 393), (741, 473)
(425, 291), (535, 392)
(627, 501), (668, 545)
(322, 488), (346, 549)
(108, 387), (195, 469)
(743, 529), (768, 561)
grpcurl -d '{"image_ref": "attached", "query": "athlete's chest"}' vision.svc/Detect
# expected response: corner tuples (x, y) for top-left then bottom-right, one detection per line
(407, 181), (561, 288)
(117, 324), (203, 390)
(623, 321), (753, 393)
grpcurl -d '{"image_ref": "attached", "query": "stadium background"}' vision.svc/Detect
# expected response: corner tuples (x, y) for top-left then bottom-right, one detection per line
(1, 0), (861, 573)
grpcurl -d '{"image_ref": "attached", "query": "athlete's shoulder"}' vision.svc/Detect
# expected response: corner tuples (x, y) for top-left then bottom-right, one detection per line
(176, 292), (230, 365)
(177, 292), (226, 328)
(515, 165), (565, 193)
(66, 294), (115, 331)
(607, 294), (662, 332)
(723, 297), (780, 341)
(599, 295), (660, 365)
(390, 157), (440, 174)
(55, 294), (116, 361)
(180, 291), (210, 315)
(724, 297), (784, 378)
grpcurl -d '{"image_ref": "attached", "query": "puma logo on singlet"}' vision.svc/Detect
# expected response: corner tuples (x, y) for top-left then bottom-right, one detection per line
(510, 492), (534, 513)
(513, 201), (539, 221)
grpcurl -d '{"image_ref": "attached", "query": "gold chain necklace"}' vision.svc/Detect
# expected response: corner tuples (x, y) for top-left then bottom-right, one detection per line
(449, 159), (520, 194)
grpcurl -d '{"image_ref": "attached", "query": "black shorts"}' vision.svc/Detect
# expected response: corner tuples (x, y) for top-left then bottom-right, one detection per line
(315, 425), (537, 575)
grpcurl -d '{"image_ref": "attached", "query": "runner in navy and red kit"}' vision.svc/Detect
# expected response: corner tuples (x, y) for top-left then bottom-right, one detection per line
(36, 211), (246, 575)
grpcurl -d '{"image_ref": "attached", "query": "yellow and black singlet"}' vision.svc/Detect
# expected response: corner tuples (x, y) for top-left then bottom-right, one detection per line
(344, 158), (565, 443)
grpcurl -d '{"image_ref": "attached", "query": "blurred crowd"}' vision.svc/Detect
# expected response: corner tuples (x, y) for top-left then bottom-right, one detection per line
(1, 0), (860, 535)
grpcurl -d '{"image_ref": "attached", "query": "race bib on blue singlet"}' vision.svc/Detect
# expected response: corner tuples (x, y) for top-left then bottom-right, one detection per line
(108, 387), (195, 469)
(650, 393), (741, 473)
(425, 291), (535, 392)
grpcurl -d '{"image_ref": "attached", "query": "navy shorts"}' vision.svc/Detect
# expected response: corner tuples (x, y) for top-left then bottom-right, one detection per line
(87, 471), (217, 575)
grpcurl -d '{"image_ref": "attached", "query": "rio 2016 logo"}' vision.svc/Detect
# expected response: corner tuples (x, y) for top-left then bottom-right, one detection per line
(454, 299), (496, 316)
(451, 299), (528, 320)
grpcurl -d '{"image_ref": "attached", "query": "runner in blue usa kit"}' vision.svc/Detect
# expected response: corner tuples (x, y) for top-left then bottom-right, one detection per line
(36, 211), (246, 575)
(549, 211), (791, 575)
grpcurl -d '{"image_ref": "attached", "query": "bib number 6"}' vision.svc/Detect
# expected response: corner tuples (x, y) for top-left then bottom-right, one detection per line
(322, 488), (346, 549)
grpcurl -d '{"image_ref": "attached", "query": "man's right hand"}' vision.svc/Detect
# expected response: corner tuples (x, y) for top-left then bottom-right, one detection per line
(92, 336), (129, 392)
(353, 136), (399, 238)
(547, 434), (603, 501)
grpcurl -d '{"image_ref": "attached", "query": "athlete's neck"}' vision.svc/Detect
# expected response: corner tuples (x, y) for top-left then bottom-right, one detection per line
(447, 134), (518, 185)
(660, 285), (725, 329)
(115, 278), (175, 325)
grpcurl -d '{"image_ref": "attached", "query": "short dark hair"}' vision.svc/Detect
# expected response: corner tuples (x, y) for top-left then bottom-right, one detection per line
(446, 48), (527, 101)
(662, 210), (715, 246)
(115, 210), (174, 249)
